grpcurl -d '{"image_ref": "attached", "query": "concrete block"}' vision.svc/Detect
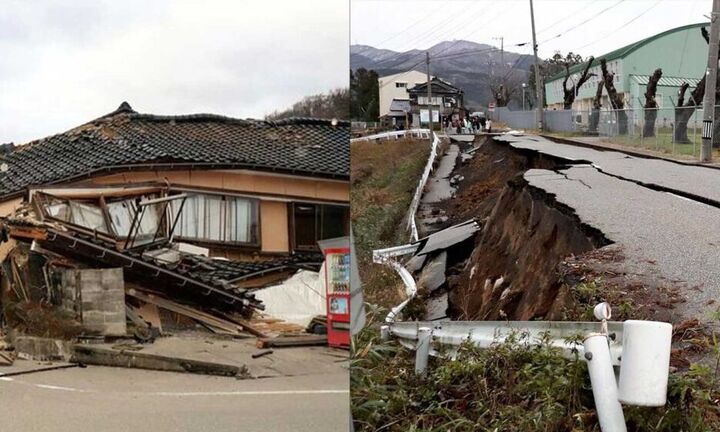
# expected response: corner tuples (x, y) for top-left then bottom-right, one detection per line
(417, 251), (447, 293)
(60, 267), (127, 336)
(14, 336), (72, 361)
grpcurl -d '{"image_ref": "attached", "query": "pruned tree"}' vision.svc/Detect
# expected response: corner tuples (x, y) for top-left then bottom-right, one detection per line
(673, 27), (719, 143)
(643, 68), (663, 137)
(562, 56), (595, 109)
(600, 58), (628, 134)
(674, 79), (704, 143)
(493, 84), (509, 107)
(589, 79), (604, 133)
(528, 51), (585, 107)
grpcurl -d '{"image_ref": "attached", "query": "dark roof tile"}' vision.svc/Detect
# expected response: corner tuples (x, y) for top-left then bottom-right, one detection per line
(0, 106), (349, 198)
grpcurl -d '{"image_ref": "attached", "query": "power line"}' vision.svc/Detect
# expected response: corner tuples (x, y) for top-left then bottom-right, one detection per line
(372, 5), (509, 73)
(536, 1), (604, 36)
(368, 0), (451, 48)
(571, 0), (665, 52)
(539, 0), (628, 45)
(372, 0), (497, 70)
(392, 1), (487, 54)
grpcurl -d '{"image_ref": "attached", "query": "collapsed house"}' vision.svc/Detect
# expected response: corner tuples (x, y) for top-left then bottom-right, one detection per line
(0, 102), (349, 357)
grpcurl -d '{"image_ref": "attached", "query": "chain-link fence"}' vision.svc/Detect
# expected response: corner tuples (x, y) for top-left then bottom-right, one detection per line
(588, 106), (717, 158)
(492, 106), (720, 158)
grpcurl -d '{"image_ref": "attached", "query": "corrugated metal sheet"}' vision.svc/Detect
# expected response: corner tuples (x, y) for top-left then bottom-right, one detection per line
(632, 75), (701, 87)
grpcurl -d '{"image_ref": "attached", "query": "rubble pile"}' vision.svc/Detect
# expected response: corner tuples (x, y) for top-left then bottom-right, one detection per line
(0, 188), (329, 375)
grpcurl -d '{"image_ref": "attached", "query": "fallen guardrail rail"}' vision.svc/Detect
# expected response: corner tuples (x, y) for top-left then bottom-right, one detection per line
(350, 128), (431, 143)
(379, 305), (672, 432)
(372, 243), (418, 323)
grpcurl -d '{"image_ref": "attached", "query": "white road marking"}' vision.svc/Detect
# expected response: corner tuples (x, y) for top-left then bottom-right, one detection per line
(148, 390), (349, 397)
(35, 384), (89, 392)
(0, 377), (347, 397)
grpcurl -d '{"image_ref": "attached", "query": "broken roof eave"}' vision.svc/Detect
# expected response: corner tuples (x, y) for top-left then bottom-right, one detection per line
(1, 161), (350, 202)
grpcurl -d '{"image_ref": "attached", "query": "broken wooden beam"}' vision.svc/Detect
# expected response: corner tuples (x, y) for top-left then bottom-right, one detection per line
(256, 334), (328, 349)
(72, 345), (246, 377)
(8, 227), (48, 241)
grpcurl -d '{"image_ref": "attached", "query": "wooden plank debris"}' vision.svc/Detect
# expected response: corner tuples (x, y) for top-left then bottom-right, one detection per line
(135, 302), (163, 332)
(212, 311), (268, 338)
(251, 349), (274, 359)
(126, 289), (245, 336)
(0, 351), (15, 366)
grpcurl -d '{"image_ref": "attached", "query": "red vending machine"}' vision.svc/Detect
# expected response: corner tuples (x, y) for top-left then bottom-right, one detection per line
(319, 237), (350, 348)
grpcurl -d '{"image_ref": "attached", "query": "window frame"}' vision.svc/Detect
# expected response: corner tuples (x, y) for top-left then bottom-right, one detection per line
(169, 190), (261, 249)
(289, 201), (350, 252)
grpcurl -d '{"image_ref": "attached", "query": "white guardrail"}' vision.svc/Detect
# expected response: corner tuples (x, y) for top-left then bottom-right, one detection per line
(383, 319), (624, 366)
(349, 128), (431, 143)
(406, 132), (440, 242)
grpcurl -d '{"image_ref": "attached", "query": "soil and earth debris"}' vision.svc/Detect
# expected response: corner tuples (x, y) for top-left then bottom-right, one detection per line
(416, 136), (695, 324)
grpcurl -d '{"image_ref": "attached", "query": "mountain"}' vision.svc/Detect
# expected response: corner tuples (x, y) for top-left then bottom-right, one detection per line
(351, 40), (534, 108)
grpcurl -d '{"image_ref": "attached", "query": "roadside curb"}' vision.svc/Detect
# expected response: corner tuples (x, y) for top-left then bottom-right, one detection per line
(540, 134), (720, 172)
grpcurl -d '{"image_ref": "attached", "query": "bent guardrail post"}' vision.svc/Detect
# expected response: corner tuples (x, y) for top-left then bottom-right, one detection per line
(584, 333), (627, 432)
(380, 325), (390, 341)
(415, 327), (432, 374)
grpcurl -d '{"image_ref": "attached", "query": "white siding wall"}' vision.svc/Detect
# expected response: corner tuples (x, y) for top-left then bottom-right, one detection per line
(378, 70), (430, 116)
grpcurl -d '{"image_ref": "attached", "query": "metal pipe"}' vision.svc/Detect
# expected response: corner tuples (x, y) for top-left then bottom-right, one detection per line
(584, 334), (627, 432)
(415, 327), (432, 374)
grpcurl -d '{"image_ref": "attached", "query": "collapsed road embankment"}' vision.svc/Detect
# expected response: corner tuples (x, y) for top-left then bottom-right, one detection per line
(428, 134), (720, 324)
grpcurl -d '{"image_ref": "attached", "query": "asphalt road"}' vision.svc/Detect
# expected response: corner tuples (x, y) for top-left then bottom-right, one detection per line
(0, 362), (349, 432)
(496, 134), (720, 205)
(512, 135), (720, 320)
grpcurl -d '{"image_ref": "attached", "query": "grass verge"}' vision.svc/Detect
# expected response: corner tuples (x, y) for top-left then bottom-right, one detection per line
(351, 137), (432, 308)
(351, 308), (720, 432)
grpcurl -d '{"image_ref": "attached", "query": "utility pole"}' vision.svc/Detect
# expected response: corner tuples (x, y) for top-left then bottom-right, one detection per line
(701, 0), (720, 162)
(492, 36), (504, 73)
(426, 51), (434, 133)
(529, 0), (543, 131)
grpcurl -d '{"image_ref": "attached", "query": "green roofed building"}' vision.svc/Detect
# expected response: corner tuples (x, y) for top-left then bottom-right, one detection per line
(544, 22), (709, 112)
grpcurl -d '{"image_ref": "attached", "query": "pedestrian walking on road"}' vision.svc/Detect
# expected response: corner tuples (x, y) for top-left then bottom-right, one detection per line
(486, 119), (492, 133)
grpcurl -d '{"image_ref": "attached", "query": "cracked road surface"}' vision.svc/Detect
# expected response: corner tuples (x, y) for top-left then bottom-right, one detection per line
(0, 360), (349, 432)
(497, 135), (720, 205)
(500, 134), (720, 320)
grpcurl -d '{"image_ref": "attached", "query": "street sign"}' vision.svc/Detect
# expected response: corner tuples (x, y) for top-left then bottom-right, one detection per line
(703, 119), (713, 140)
(488, 102), (496, 112)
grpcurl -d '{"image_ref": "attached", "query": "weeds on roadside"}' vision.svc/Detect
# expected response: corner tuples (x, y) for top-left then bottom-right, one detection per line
(351, 304), (720, 432)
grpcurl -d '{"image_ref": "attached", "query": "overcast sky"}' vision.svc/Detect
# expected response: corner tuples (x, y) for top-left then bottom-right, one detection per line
(0, 0), (349, 144)
(352, 0), (709, 59)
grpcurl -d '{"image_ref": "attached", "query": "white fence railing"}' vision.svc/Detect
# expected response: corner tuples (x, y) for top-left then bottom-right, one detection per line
(350, 128), (431, 143)
(406, 132), (440, 242)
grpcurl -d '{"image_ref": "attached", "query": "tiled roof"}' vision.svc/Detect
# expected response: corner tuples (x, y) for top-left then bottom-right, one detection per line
(184, 252), (323, 288)
(408, 77), (462, 95)
(0, 103), (349, 199)
(389, 99), (411, 112)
